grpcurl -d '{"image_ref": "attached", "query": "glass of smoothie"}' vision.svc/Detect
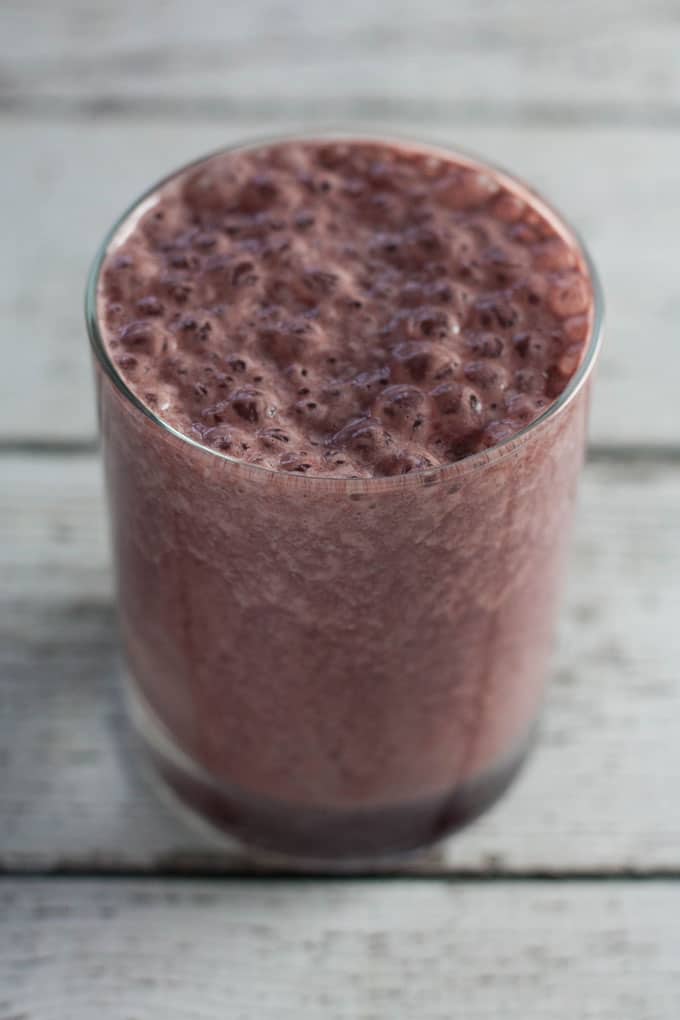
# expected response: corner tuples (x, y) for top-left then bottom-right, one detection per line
(86, 136), (603, 860)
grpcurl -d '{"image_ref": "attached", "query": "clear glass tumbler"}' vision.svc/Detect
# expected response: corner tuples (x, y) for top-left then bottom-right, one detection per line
(86, 138), (603, 860)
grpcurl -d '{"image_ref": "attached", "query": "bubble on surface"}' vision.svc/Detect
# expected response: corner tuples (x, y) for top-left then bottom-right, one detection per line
(481, 419), (517, 447)
(463, 361), (508, 392)
(466, 332), (504, 359)
(548, 275), (590, 318)
(330, 417), (392, 459)
(119, 320), (156, 348)
(564, 314), (590, 343)
(390, 341), (438, 383)
(375, 385), (426, 431)
(231, 388), (265, 424)
(558, 345), (584, 377)
(377, 451), (434, 476)
(492, 193), (525, 223)
(430, 382), (463, 416)
(136, 295), (164, 316)
(258, 426), (291, 448)
(533, 238), (576, 271)
(504, 392), (536, 423)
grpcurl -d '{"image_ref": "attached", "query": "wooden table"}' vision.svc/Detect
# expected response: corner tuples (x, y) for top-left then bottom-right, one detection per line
(2, 2), (679, 1015)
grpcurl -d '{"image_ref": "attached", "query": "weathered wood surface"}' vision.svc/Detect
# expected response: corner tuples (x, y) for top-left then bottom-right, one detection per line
(1, 879), (679, 1018)
(3, 0), (680, 114)
(1, 115), (678, 447)
(1, 1), (678, 1009)
(2, 453), (679, 874)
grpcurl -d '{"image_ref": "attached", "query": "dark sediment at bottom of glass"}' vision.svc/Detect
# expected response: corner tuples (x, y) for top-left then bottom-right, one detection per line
(127, 678), (536, 864)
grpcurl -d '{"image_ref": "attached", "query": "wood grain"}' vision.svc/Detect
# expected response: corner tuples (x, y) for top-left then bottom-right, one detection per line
(2, 453), (679, 874)
(2, 0), (680, 115)
(1, 878), (679, 1018)
(1, 3), (677, 1009)
(2, 115), (679, 447)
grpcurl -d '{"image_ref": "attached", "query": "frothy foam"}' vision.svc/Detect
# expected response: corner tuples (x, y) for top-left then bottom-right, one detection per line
(98, 140), (593, 477)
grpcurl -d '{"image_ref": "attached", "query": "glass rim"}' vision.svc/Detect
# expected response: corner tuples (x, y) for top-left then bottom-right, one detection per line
(85, 130), (605, 492)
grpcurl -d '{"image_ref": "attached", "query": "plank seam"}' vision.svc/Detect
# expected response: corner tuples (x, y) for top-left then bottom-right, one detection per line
(3, 95), (680, 130)
(1, 868), (680, 882)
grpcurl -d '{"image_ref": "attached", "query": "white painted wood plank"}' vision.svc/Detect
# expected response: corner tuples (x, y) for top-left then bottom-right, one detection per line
(0, 116), (677, 446)
(2, 0), (679, 111)
(1, 879), (679, 1018)
(1, 454), (679, 873)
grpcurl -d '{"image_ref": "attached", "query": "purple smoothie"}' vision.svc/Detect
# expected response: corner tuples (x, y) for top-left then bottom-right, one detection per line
(89, 137), (601, 858)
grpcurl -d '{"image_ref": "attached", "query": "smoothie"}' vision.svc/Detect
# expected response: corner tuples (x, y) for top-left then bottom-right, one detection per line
(89, 137), (600, 857)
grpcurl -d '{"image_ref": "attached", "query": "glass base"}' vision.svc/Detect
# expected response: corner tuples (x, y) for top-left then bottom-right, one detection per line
(127, 678), (535, 864)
